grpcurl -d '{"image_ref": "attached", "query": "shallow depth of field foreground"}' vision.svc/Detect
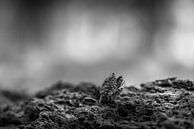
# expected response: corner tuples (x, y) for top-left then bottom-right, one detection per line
(1, 73), (194, 129)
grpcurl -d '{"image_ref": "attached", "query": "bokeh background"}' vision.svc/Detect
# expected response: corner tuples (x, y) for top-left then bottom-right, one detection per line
(0, 0), (194, 93)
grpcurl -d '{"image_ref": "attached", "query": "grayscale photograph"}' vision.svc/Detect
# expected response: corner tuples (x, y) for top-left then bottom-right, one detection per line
(0, 0), (194, 128)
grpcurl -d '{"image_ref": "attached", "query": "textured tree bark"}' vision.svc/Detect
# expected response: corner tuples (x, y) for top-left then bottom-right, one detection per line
(0, 75), (194, 129)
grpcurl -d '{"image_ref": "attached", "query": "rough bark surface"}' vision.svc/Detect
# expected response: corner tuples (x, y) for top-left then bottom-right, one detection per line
(1, 75), (194, 129)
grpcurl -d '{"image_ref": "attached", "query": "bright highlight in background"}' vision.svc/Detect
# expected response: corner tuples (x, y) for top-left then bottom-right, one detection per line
(0, 0), (194, 93)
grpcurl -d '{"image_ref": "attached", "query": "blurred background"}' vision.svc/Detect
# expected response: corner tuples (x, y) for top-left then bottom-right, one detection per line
(0, 0), (194, 93)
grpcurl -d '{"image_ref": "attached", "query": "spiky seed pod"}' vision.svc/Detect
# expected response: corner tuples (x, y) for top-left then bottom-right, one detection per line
(99, 73), (125, 105)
